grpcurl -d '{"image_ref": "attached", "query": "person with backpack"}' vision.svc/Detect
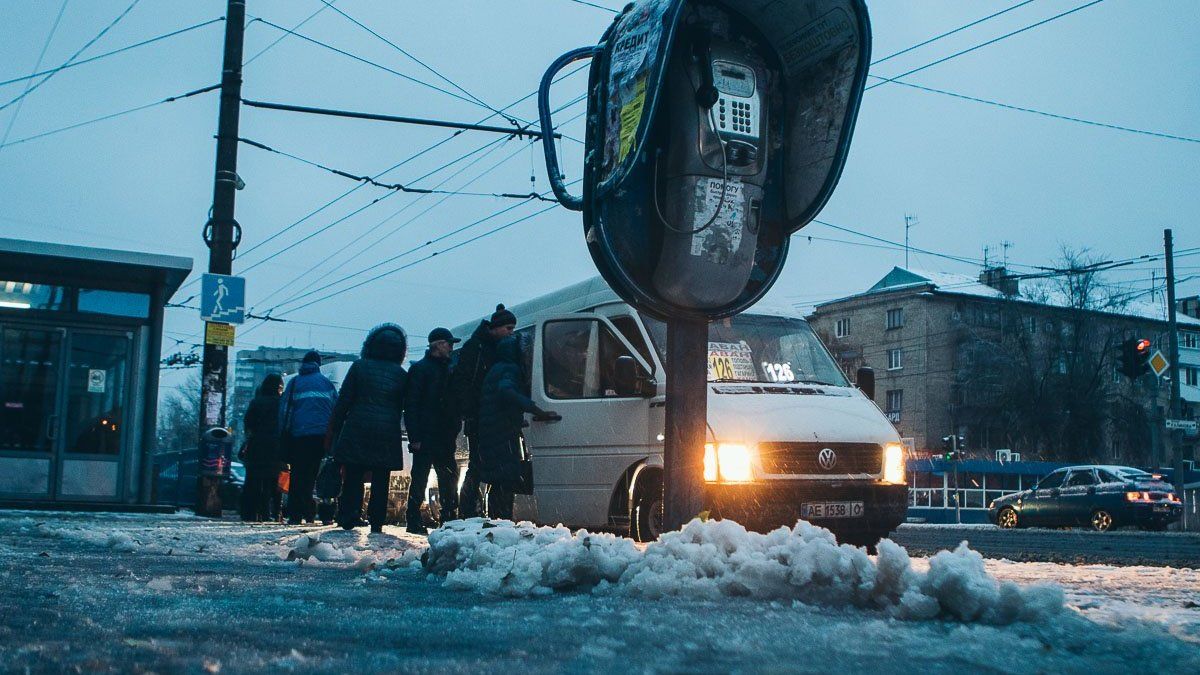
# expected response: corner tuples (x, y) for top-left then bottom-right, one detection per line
(451, 304), (516, 517)
(403, 327), (462, 534)
(476, 334), (558, 520)
(239, 373), (284, 522)
(278, 351), (337, 524)
(329, 324), (409, 533)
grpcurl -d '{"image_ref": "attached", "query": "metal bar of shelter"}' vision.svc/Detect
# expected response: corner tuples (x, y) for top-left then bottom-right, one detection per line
(240, 99), (561, 140)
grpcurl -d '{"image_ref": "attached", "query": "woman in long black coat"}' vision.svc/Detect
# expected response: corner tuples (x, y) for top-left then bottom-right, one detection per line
(240, 373), (284, 522)
(476, 335), (556, 521)
(329, 323), (408, 532)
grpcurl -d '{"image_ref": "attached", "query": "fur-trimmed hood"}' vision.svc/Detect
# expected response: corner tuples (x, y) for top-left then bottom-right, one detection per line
(361, 323), (407, 363)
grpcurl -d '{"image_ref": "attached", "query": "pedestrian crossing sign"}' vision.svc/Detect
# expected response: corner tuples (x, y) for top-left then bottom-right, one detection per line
(200, 273), (245, 325)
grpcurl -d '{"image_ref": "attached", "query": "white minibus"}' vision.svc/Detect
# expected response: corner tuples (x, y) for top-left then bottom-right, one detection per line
(451, 277), (907, 545)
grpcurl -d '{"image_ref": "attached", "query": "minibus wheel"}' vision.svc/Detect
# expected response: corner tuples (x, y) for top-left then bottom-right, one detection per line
(632, 473), (663, 543)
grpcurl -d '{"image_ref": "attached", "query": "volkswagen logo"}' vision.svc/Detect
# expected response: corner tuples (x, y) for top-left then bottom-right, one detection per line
(817, 447), (838, 470)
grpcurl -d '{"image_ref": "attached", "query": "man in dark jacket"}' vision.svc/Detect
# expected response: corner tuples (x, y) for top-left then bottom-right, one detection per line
(330, 324), (408, 533)
(279, 351), (337, 524)
(452, 304), (517, 517)
(240, 373), (283, 522)
(477, 335), (557, 521)
(403, 327), (462, 534)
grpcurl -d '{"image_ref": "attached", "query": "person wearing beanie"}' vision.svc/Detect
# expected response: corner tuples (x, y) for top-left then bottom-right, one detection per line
(450, 303), (517, 517)
(278, 349), (338, 524)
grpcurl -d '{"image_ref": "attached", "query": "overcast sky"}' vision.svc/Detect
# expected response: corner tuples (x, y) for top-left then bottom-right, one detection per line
(1, 0), (1197, 397)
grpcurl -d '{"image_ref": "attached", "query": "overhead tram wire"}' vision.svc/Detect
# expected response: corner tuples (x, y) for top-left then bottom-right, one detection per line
(0, 18), (226, 88)
(243, 1), (335, 66)
(865, 0), (1107, 93)
(214, 74), (590, 294)
(256, 136), (548, 309)
(274, 198), (571, 317)
(250, 17), (502, 117)
(563, 0), (619, 12)
(236, 136), (558, 201)
(867, 77), (1200, 144)
(314, 0), (519, 124)
(0, 0), (143, 113)
(869, 0), (1037, 66)
(0, 83), (219, 150)
(1, 0), (69, 148)
(258, 104), (588, 312)
(176, 60), (594, 292)
(235, 134), (517, 277)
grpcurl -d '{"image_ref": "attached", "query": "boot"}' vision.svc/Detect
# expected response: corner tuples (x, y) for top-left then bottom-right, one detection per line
(406, 522), (428, 535)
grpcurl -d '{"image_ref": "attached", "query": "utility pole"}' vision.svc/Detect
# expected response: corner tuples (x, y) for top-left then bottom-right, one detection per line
(1164, 229), (1189, 529)
(196, 0), (246, 517)
(662, 318), (708, 531)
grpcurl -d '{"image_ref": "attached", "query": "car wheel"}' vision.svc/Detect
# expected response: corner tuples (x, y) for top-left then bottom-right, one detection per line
(997, 506), (1019, 529)
(1090, 509), (1115, 532)
(631, 473), (663, 543)
(838, 531), (883, 554)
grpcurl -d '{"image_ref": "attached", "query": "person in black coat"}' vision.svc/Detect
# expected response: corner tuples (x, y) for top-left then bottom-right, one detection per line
(451, 304), (517, 517)
(403, 327), (463, 534)
(329, 323), (408, 532)
(476, 335), (557, 520)
(240, 373), (283, 522)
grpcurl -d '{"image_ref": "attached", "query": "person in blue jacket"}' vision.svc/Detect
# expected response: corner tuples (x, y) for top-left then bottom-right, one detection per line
(476, 335), (558, 520)
(279, 350), (337, 524)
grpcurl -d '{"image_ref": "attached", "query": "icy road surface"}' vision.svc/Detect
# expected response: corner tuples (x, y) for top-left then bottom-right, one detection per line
(0, 511), (1196, 674)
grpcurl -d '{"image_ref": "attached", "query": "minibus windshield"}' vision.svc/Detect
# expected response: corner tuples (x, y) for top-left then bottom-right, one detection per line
(642, 314), (849, 386)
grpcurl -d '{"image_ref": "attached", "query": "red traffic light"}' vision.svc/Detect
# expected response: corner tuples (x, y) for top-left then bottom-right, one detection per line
(1135, 338), (1151, 353)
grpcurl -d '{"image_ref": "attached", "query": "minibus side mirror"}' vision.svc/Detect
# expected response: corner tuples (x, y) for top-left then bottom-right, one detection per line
(856, 367), (875, 401)
(614, 355), (654, 398)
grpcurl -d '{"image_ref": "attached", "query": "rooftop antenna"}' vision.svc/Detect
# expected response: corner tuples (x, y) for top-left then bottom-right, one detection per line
(903, 214), (918, 268)
(982, 244), (991, 269)
(1001, 240), (1013, 268)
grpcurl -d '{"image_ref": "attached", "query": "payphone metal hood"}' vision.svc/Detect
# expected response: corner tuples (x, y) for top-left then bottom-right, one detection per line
(545, 0), (871, 321)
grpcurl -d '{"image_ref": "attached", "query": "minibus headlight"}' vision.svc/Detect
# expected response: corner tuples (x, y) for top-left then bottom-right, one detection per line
(883, 443), (905, 485)
(704, 443), (755, 483)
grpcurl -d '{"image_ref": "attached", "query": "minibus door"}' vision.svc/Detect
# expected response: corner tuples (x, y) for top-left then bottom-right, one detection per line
(528, 315), (658, 529)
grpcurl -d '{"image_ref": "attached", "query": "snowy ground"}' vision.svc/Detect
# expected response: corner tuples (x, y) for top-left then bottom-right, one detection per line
(0, 511), (1197, 673)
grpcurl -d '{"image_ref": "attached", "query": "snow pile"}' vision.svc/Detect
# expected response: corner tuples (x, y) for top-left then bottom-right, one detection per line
(286, 532), (358, 564)
(424, 519), (639, 595)
(106, 531), (139, 553)
(423, 518), (1063, 624)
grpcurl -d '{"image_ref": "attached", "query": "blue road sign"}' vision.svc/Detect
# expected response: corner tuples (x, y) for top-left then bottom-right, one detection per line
(200, 273), (246, 325)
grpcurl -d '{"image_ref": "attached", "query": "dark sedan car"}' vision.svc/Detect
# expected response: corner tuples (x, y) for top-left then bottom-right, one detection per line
(988, 465), (1182, 532)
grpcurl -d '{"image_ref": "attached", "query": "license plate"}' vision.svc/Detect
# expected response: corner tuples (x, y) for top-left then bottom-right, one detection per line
(1153, 505), (1172, 513)
(802, 501), (864, 519)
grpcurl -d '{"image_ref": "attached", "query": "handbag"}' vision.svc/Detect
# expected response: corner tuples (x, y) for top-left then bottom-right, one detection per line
(277, 468), (291, 494)
(512, 437), (534, 495)
(315, 457), (342, 499)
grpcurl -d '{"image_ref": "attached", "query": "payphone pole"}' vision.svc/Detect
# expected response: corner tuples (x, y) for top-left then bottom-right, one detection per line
(663, 317), (709, 531)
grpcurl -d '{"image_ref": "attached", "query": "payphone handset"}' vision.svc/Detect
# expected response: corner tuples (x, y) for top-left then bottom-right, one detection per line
(651, 10), (775, 310)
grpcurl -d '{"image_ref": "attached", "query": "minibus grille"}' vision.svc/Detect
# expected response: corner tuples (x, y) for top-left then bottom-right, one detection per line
(758, 442), (882, 476)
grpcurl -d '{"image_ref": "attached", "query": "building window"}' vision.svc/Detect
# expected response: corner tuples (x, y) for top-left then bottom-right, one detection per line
(1187, 367), (1199, 387)
(886, 308), (904, 330)
(1184, 331), (1199, 349)
(835, 318), (850, 338)
(1027, 316), (1037, 333)
(887, 348), (903, 370)
(886, 389), (903, 414)
(0, 280), (67, 311)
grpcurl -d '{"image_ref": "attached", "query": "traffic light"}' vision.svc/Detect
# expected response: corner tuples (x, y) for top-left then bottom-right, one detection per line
(941, 434), (965, 461)
(537, 0), (872, 320)
(1117, 337), (1151, 379)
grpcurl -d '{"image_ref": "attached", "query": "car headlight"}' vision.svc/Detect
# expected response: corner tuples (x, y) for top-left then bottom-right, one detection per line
(883, 443), (905, 485)
(704, 443), (754, 483)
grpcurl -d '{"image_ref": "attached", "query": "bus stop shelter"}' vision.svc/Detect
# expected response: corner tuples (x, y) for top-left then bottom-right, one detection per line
(0, 237), (191, 509)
